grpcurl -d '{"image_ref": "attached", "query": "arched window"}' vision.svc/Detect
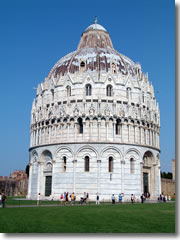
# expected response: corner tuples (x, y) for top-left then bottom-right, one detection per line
(80, 61), (85, 67)
(107, 85), (113, 96)
(84, 156), (89, 172)
(86, 84), (92, 96)
(77, 118), (83, 134)
(116, 119), (121, 135)
(63, 156), (67, 172)
(80, 61), (86, 71)
(109, 157), (113, 172)
(126, 87), (131, 100)
(130, 158), (135, 174)
(112, 63), (117, 74)
(66, 86), (71, 97)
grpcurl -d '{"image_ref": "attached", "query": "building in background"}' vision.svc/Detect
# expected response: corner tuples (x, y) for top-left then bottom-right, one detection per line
(161, 159), (175, 198)
(0, 170), (28, 196)
(27, 20), (161, 201)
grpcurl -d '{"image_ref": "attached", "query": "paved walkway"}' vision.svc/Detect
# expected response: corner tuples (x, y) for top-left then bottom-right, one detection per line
(3, 200), (175, 208)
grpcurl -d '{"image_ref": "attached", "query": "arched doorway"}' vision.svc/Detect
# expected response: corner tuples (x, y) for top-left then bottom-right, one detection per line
(41, 150), (53, 197)
(142, 151), (155, 199)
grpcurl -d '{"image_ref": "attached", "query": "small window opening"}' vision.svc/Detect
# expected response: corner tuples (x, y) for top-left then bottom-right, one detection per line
(80, 61), (85, 67)
(86, 84), (92, 96)
(66, 86), (71, 97)
(63, 156), (67, 172)
(85, 156), (89, 172)
(107, 85), (113, 96)
(77, 118), (83, 134)
(116, 119), (121, 135)
(112, 63), (117, 74)
(126, 87), (131, 100)
(109, 157), (113, 172)
(130, 158), (135, 174)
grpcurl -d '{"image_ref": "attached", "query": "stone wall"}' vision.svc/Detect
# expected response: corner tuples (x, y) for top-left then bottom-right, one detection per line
(0, 171), (28, 197)
(161, 178), (175, 198)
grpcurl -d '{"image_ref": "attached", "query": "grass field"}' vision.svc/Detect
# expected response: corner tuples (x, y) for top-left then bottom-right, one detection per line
(0, 203), (175, 233)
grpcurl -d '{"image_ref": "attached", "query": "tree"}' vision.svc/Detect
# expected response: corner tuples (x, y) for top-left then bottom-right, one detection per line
(161, 171), (172, 179)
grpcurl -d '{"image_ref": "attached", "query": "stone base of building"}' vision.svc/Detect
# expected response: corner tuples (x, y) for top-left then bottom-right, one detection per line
(27, 142), (161, 201)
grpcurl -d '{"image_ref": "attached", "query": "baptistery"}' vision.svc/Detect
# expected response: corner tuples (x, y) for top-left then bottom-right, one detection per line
(27, 21), (161, 201)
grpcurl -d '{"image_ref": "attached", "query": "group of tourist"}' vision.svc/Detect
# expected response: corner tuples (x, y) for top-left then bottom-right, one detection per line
(59, 192), (77, 205)
(111, 193), (124, 204)
(0, 192), (7, 208)
(158, 193), (171, 202)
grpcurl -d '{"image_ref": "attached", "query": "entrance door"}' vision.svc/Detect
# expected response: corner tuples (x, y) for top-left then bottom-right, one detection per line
(45, 176), (52, 196)
(143, 173), (149, 195)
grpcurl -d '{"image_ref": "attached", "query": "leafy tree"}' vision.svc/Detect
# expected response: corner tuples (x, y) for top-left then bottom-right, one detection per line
(161, 171), (172, 179)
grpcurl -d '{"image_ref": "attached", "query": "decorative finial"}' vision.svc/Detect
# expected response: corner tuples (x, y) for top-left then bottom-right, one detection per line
(94, 16), (98, 24)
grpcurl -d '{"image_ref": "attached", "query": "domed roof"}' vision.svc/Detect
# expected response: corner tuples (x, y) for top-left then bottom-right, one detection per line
(85, 23), (107, 32)
(47, 21), (136, 80)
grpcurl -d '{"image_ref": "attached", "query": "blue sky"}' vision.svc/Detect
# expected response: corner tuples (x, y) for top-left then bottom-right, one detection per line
(0, 0), (175, 176)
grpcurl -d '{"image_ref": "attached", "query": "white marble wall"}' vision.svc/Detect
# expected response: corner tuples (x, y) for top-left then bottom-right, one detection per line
(27, 143), (161, 201)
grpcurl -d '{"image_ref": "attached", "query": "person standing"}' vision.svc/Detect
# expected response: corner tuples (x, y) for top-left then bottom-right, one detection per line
(65, 192), (69, 205)
(37, 193), (40, 206)
(74, 192), (76, 203)
(71, 192), (75, 205)
(112, 194), (115, 204)
(2, 193), (6, 208)
(131, 194), (135, 204)
(96, 193), (100, 205)
(118, 193), (122, 204)
(60, 193), (64, 205)
(140, 194), (145, 203)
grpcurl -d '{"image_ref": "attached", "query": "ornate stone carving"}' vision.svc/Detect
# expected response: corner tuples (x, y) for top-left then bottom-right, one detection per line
(89, 104), (95, 116)
(73, 104), (80, 117)
(104, 104), (111, 116)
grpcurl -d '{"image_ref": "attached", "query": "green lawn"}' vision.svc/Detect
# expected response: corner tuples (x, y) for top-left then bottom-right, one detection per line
(0, 203), (175, 233)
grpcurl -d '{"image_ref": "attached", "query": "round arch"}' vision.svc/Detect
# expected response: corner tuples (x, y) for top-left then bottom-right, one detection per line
(100, 146), (122, 160)
(75, 145), (99, 159)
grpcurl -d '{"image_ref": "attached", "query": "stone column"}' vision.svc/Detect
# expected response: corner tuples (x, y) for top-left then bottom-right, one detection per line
(141, 127), (144, 144)
(73, 159), (77, 193)
(144, 128), (146, 145)
(98, 120), (101, 141)
(37, 161), (43, 195)
(27, 163), (32, 198)
(74, 121), (77, 141)
(121, 160), (125, 194)
(90, 120), (93, 140)
(113, 120), (116, 141)
(139, 127), (142, 144)
(134, 125), (136, 143)
(51, 159), (56, 196)
(67, 122), (70, 141)
(54, 124), (57, 143)
(97, 160), (101, 194)
(121, 124), (123, 142)
(48, 125), (51, 143)
(140, 162), (143, 193)
(127, 124), (130, 142)
(106, 121), (109, 140)
(36, 129), (39, 146)
(82, 119), (86, 141)
(152, 164), (157, 199)
(154, 131), (157, 148)
(39, 128), (42, 145)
